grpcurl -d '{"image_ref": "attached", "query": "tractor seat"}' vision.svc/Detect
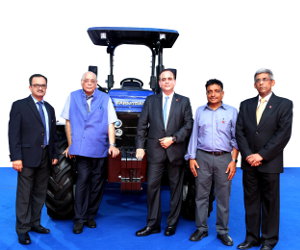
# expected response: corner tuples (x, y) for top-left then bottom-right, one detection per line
(120, 78), (143, 89)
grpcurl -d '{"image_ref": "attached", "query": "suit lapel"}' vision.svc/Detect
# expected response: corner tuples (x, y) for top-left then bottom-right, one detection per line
(44, 102), (52, 130)
(155, 93), (164, 127)
(257, 94), (279, 128)
(166, 93), (179, 130)
(250, 96), (259, 125)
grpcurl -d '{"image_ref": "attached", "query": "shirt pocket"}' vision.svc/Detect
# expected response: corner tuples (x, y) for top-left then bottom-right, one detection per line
(216, 118), (231, 134)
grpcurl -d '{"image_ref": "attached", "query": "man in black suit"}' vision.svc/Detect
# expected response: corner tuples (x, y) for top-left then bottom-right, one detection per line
(8, 74), (58, 245)
(135, 68), (193, 237)
(236, 69), (293, 250)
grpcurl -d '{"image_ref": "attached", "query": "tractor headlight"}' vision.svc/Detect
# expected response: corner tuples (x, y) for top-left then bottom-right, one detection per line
(114, 119), (122, 128)
(100, 32), (107, 39)
(115, 128), (123, 137)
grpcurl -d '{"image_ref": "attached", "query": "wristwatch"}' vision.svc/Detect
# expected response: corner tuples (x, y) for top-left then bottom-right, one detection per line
(231, 159), (238, 163)
(172, 136), (177, 142)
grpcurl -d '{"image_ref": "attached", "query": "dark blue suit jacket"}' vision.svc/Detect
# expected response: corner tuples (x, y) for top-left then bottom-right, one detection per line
(136, 93), (193, 165)
(236, 93), (293, 173)
(9, 95), (58, 167)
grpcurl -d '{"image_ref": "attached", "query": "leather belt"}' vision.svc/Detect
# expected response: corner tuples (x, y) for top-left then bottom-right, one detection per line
(200, 149), (229, 156)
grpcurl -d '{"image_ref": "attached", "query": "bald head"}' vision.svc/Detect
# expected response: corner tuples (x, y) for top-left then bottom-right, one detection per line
(81, 71), (98, 96)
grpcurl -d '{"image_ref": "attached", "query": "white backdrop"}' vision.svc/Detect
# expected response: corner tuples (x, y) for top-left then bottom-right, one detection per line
(1, 0), (298, 167)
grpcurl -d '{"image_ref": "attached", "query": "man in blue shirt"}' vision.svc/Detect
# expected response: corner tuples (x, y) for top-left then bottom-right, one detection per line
(185, 79), (239, 246)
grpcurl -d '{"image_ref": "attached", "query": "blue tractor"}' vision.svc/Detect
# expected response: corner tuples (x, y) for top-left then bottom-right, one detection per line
(46, 27), (186, 219)
(87, 27), (179, 191)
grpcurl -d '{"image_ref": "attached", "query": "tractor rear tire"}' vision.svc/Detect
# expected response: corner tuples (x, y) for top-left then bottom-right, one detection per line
(181, 168), (215, 220)
(46, 125), (75, 220)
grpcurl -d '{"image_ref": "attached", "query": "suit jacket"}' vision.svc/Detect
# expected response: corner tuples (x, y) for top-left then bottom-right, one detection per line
(236, 93), (293, 173)
(136, 92), (193, 165)
(9, 95), (58, 167)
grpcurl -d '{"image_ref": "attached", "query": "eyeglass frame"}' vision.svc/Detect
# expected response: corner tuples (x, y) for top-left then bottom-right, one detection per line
(31, 84), (47, 89)
(254, 78), (272, 84)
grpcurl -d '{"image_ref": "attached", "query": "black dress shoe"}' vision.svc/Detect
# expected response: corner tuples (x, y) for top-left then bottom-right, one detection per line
(18, 232), (31, 245)
(31, 225), (50, 234)
(237, 241), (260, 249)
(260, 245), (273, 250)
(73, 222), (84, 234)
(164, 226), (176, 236)
(135, 226), (161, 236)
(85, 219), (96, 228)
(189, 229), (208, 241)
(217, 233), (234, 246)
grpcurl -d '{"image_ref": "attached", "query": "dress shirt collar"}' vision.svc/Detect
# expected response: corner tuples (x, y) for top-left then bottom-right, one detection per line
(204, 102), (226, 111)
(31, 95), (44, 104)
(162, 91), (174, 99)
(258, 92), (273, 103)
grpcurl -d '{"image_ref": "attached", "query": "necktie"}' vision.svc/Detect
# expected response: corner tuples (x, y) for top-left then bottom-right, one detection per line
(256, 98), (266, 124)
(163, 96), (169, 127)
(37, 101), (47, 145)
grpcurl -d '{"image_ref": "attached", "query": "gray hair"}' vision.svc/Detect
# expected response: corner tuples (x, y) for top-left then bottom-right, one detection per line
(254, 68), (274, 81)
(81, 71), (97, 80)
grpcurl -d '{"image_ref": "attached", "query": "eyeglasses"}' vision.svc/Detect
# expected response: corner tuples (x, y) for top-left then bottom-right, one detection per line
(206, 89), (222, 95)
(83, 79), (97, 84)
(31, 84), (47, 89)
(255, 78), (271, 83)
(160, 77), (174, 82)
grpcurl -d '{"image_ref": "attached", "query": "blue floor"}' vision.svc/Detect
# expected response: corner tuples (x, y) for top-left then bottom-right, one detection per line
(0, 167), (299, 250)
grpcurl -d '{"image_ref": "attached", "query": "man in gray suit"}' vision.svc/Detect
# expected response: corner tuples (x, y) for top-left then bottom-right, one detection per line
(135, 68), (193, 237)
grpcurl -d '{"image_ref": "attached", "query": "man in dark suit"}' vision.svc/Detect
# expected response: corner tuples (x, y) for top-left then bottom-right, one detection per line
(8, 74), (58, 245)
(135, 68), (193, 237)
(236, 68), (293, 250)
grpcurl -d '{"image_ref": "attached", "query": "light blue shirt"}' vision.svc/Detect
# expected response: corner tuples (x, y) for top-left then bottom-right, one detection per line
(61, 90), (117, 124)
(31, 95), (49, 144)
(162, 92), (174, 128)
(185, 103), (238, 160)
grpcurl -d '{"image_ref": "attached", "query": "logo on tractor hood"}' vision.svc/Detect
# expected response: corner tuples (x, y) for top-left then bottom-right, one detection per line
(115, 100), (144, 106)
